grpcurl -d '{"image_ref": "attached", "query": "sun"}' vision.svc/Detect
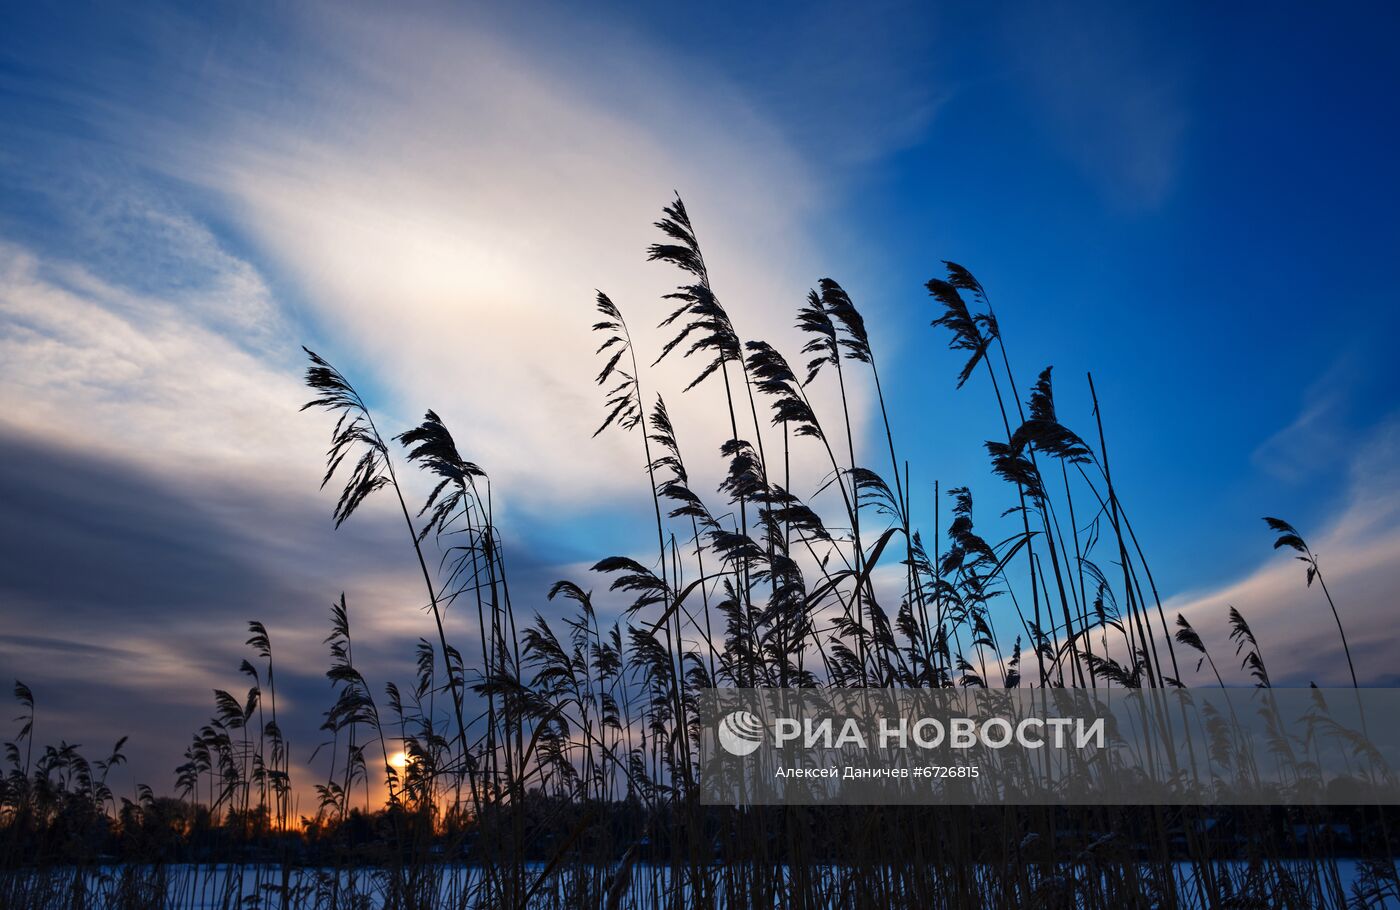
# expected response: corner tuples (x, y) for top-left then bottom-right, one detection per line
(388, 751), (409, 770)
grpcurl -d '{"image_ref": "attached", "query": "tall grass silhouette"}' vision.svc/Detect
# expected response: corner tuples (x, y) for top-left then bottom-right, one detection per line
(1, 195), (1395, 909)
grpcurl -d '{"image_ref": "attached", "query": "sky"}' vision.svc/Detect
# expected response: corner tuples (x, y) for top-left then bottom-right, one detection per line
(1, 0), (1399, 804)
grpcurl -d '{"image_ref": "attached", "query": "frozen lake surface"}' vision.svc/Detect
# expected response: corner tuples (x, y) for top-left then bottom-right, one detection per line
(2, 860), (1396, 908)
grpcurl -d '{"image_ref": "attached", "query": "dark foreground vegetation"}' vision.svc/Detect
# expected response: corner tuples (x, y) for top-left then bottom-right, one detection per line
(3, 196), (1395, 908)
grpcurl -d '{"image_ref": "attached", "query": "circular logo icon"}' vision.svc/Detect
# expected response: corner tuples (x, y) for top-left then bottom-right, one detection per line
(717, 710), (764, 756)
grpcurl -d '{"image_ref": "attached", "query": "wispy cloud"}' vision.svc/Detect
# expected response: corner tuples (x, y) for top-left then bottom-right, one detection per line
(1251, 354), (1363, 484)
(1171, 417), (1400, 686)
(0, 237), (307, 478)
(999, 1), (1189, 210)
(105, 3), (899, 520)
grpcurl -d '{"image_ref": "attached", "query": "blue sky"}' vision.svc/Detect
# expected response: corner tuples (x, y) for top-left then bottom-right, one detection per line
(2, 1), (1399, 795)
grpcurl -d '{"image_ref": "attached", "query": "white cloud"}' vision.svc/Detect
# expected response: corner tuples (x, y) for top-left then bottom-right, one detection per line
(0, 239), (319, 488)
(131, 4), (877, 521)
(0, 1), (941, 547)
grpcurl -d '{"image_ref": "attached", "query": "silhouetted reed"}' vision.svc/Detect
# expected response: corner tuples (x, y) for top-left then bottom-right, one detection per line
(1, 195), (1392, 909)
